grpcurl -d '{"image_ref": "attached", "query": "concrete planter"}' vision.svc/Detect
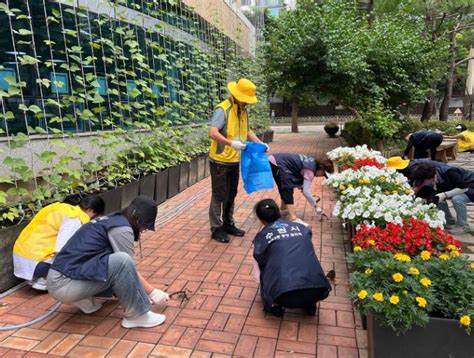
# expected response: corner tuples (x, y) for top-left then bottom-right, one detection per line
(368, 314), (474, 358)
(0, 222), (28, 293)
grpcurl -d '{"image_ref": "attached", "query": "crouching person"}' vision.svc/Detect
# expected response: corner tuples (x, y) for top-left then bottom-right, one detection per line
(253, 199), (331, 317)
(47, 196), (169, 329)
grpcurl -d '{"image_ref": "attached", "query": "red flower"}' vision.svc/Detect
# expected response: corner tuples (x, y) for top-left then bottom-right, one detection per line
(343, 157), (385, 171)
(352, 218), (460, 257)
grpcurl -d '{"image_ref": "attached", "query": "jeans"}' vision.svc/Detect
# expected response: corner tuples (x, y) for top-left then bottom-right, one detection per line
(47, 252), (150, 318)
(209, 161), (240, 230)
(438, 193), (472, 227)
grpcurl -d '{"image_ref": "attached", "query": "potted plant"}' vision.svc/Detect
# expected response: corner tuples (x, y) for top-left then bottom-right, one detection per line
(348, 244), (473, 357)
(324, 122), (339, 137)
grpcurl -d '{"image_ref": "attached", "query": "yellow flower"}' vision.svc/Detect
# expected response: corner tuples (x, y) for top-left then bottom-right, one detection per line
(384, 191), (390, 195)
(420, 251), (431, 261)
(404, 189), (412, 194)
(379, 176), (385, 181)
(439, 254), (449, 261)
(419, 277), (432, 287)
(408, 267), (420, 275)
(392, 273), (404, 283)
(353, 246), (362, 252)
(402, 290), (408, 295)
(357, 290), (368, 300)
(365, 268), (373, 274)
(394, 253), (411, 262)
(391, 190), (398, 195)
(348, 183), (353, 188)
(460, 315), (471, 327)
(447, 244), (457, 251)
(416, 297), (427, 308)
(358, 179), (365, 184)
(470, 263), (474, 269)
(450, 250), (460, 257)
(389, 295), (399, 305)
(367, 239), (375, 246)
(339, 184), (346, 191)
(372, 292), (384, 302)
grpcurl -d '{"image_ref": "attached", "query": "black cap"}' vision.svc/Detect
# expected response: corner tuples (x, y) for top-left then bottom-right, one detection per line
(455, 124), (467, 131)
(130, 196), (157, 231)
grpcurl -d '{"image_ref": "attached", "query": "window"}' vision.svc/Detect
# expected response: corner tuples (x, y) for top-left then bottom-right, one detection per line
(0, 68), (16, 91)
(97, 76), (107, 96)
(50, 72), (69, 94)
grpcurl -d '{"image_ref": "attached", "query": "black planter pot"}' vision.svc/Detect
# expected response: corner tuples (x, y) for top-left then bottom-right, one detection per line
(179, 161), (190, 192)
(188, 157), (198, 186)
(264, 130), (274, 143)
(197, 155), (206, 181)
(324, 126), (339, 137)
(155, 169), (169, 205)
(168, 164), (180, 199)
(139, 174), (156, 200)
(99, 186), (123, 214)
(0, 222), (28, 293)
(368, 314), (474, 358)
(121, 180), (140, 209)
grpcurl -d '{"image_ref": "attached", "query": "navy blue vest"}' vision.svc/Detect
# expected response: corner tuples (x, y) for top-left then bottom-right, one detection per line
(411, 130), (432, 144)
(273, 153), (317, 189)
(403, 159), (451, 180)
(253, 219), (331, 311)
(52, 214), (131, 282)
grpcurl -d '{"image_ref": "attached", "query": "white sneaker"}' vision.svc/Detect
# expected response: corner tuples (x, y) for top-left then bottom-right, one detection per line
(121, 311), (166, 329)
(292, 218), (310, 227)
(30, 278), (48, 291)
(72, 297), (103, 314)
(449, 225), (471, 235)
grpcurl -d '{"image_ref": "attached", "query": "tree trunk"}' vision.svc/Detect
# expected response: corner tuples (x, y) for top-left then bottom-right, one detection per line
(421, 83), (437, 121)
(291, 98), (299, 133)
(439, 31), (457, 121)
(376, 139), (384, 153)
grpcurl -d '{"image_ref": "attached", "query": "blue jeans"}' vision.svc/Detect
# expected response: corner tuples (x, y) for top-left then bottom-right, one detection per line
(47, 252), (150, 318)
(438, 193), (472, 227)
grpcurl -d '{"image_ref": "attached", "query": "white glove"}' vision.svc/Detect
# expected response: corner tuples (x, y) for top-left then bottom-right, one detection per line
(435, 193), (447, 203)
(231, 140), (247, 150)
(149, 288), (169, 305)
(314, 206), (323, 216)
(263, 143), (269, 152)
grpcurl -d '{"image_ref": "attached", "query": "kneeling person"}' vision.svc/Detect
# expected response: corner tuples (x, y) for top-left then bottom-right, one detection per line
(253, 199), (331, 317)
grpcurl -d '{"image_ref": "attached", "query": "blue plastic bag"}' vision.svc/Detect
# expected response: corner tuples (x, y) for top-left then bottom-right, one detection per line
(240, 142), (274, 194)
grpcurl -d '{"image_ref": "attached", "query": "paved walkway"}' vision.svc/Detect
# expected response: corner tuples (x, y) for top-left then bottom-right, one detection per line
(0, 130), (366, 357)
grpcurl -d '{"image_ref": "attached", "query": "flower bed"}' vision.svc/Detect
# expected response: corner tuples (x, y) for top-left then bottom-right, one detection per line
(325, 145), (472, 337)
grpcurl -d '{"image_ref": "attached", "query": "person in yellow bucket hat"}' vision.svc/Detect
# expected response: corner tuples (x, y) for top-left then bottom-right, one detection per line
(208, 78), (267, 243)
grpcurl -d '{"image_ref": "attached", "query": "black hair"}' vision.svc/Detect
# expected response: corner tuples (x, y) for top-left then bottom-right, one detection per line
(254, 199), (281, 224)
(456, 123), (467, 131)
(410, 163), (437, 186)
(63, 194), (105, 217)
(315, 156), (334, 175)
(120, 206), (141, 241)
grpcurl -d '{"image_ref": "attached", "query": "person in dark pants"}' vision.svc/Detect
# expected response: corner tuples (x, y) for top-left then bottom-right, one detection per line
(411, 163), (473, 235)
(269, 153), (334, 225)
(403, 130), (443, 160)
(208, 78), (265, 243)
(253, 199), (331, 317)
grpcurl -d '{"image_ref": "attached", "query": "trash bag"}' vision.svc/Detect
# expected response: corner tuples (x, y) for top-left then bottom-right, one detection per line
(241, 142), (274, 194)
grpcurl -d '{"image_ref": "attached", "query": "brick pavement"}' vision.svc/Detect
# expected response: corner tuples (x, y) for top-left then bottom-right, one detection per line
(0, 129), (366, 357)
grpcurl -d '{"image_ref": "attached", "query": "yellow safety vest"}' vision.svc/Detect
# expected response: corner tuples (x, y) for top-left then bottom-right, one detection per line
(458, 130), (474, 152)
(13, 202), (90, 261)
(209, 98), (248, 163)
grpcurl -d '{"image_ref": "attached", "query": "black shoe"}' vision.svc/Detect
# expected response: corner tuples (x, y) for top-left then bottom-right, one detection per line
(305, 305), (317, 316)
(223, 224), (246, 237)
(270, 305), (284, 317)
(211, 227), (230, 243)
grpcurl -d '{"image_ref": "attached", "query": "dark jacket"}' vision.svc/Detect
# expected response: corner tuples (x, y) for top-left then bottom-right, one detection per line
(436, 167), (474, 201)
(273, 153), (317, 189)
(404, 131), (443, 160)
(52, 214), (131, 281)
(253, 219), (331, 311)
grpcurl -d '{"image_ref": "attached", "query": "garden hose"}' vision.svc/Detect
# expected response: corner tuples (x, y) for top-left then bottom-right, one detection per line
(0, 185), (211, 331)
